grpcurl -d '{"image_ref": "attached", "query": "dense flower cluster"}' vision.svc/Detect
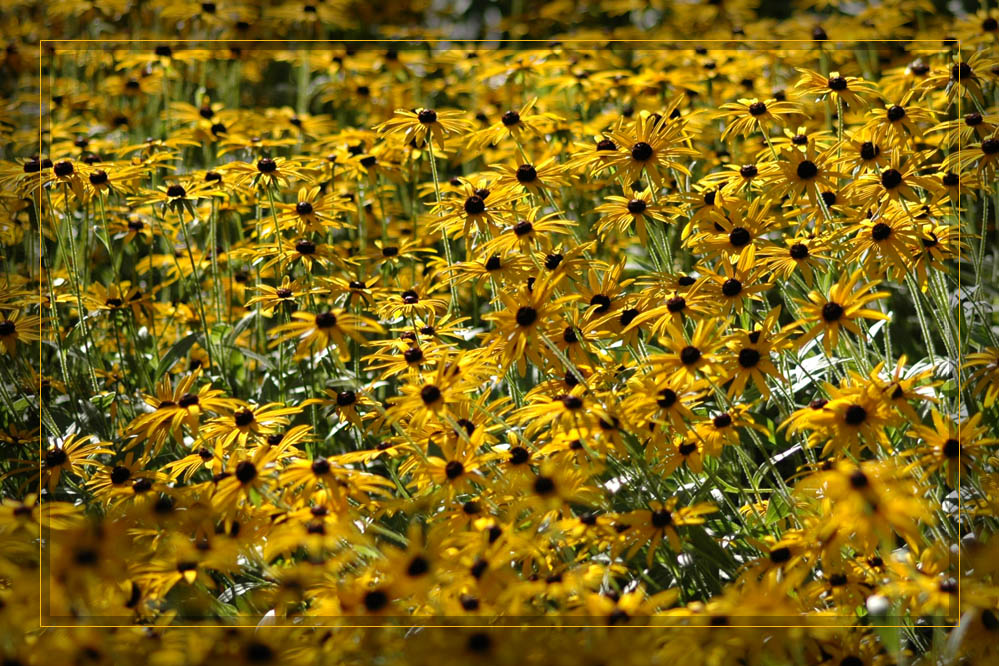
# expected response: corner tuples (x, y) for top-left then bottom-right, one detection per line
(2, 0), (999, 664)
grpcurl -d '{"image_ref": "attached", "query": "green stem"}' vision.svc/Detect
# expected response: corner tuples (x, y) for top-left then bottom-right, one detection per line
(426, 141), (459, 313)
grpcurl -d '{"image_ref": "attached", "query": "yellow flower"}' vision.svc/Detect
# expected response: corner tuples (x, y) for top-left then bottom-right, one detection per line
(270, 309), (383, 361)
(793, 269), (890, 354)
(374, 107), (473, 149)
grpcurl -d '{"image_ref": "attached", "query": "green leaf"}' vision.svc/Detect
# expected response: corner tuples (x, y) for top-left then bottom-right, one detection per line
(88, 392), (116, 409)
(154, 333), (198, 380)
(226, 312), (257, 345)
(234, 346), (272, 370)
(686, 525), (736, 571)
(764, 492), (790, 526)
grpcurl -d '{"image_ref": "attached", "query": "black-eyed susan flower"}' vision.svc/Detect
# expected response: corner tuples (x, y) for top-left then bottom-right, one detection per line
(605, 111), (695, 187)
(611, 498), (717, 566)
(717, 97), (804, 141)
(270, 309), (383, 361)
(794, 68), (882, 110)
(41, 434), (113, 493)
(0, 310), (44, 357)
(793, 269), (890, 354)
(483, 276), (578, 376)
(904, 410), (998, 487)
(375, 107), (473, 150)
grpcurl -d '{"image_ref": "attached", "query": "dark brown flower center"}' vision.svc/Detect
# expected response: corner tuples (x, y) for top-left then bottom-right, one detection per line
(651, 509), (673, 527)
(631, 142), (654, 161)
(421, 384), (442, 405)
(234, 409), (255, 427)
(881, 169), (903, 189)
(515, 164), (537, 183)
(845, 404), (868, 425)
(110, 465), (132, 484)
(509, 446), (530, 465)
(533, 475), (556, 495)
(721, 279), (742, 297)
(311, 457), (331, 475)
(315, 311), (337, 329)
(363, 589), (388, 611)
(860, 141), (879, 161)
(796, 160), (818, 180)
(627, 198), (647, 214)
(871, 222), (892, 241)
(822, 301), (844, 321)
(45, 448), (67, 467)
(501, 110), (520, 126)
(589, 294), (611, 314)
(235, 460), (257, 483)
(680, 346), (701, 365)
(951, 62), (972, 81)
(738, 348), (760, 367)
(770, 546), (791, 563)
(666, 296), (686, 313)
(729, 226), (751, 247)
(464, 195), (485, 215)
(178, 393), (200, 407)
(444, 460), (464, 479)
(406, 555), (429, 576)
(516, 306), (538, 327)
(657, 388), (677, 407)
(513, 220), (533, 236)
(701, 409), (727, 431)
